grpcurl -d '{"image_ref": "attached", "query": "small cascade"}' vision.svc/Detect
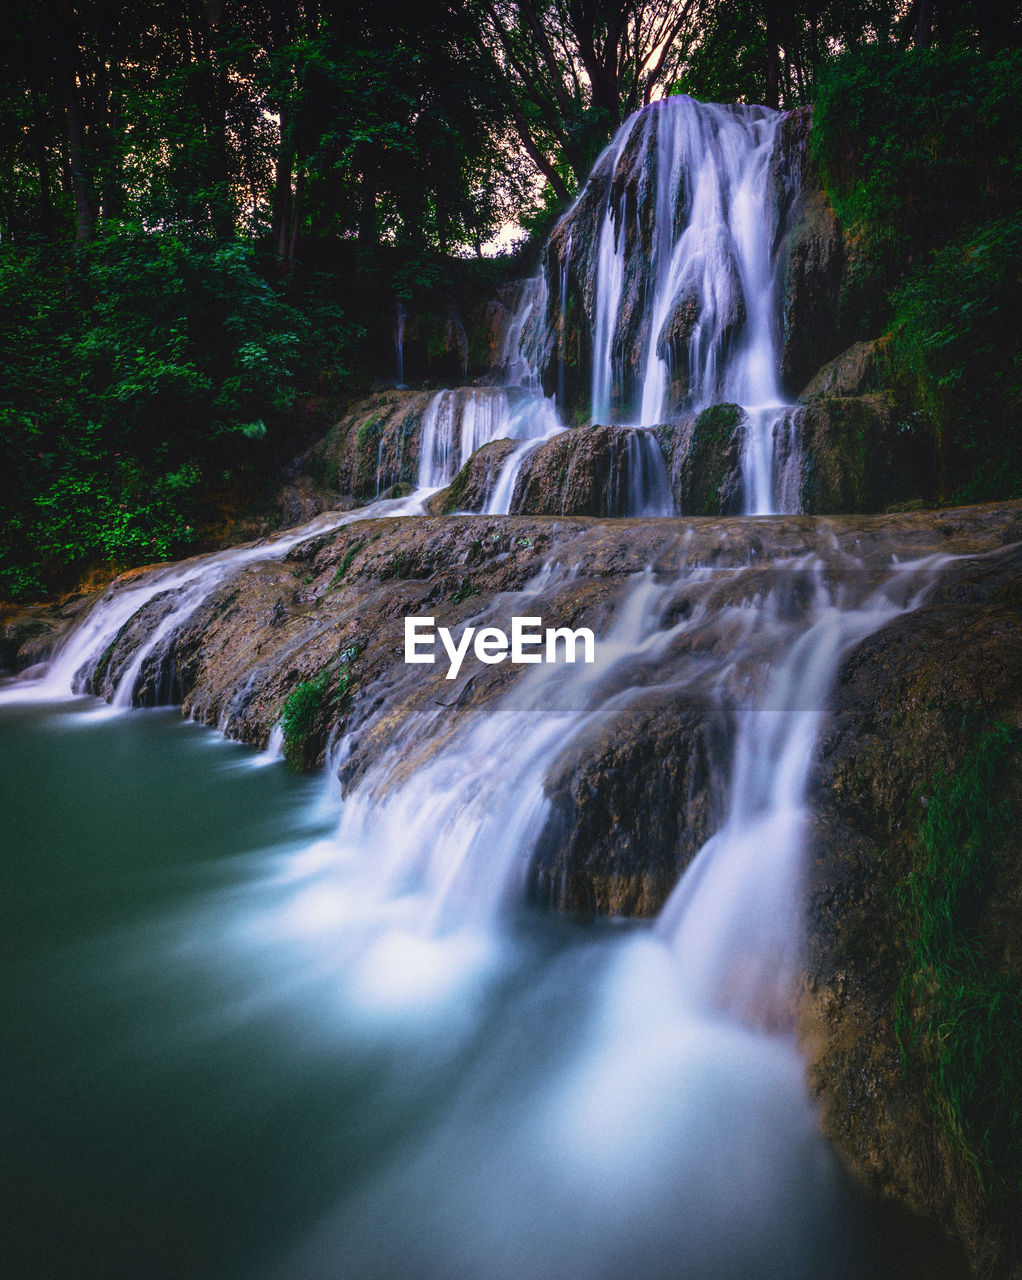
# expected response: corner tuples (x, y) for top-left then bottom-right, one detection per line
(416, 387), (519, 490)
(161, 540), (953, 1280)
(625, 429), (675, 516)
(657, 557), (947, 1022)
(556, 232), (572, 407)
(590, 125), (633, 425)
(0, 489), (429, 708)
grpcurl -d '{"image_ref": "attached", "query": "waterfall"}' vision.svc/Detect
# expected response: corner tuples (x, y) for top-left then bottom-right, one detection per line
(144, 542), (951, 1280)
(548, 96), (799, 515)
(415, 386), (557, 494)
(372, 98), (811, 519)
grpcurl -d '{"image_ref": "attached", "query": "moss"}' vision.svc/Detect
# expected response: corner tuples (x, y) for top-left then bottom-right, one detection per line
(280, 644), (363, 770)
(894, 720), (1022, 1204)
(356, 414), (384, 449)
(330, 540), (363, 588)
(796, 394), (922, 514)
(681, 404), (743, 516)
(91, 633), (122, 687)
(448, 575), (479, 604)
(436, 460), (473, 514)
(280, 670), (332, 771)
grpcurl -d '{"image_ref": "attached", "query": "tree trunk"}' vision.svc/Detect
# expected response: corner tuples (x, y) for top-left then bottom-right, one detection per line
(763, 0), (781, 110)
(57, 0), (95, 242)
(29, 85), (55, 235)
(914, 0), (935, 48)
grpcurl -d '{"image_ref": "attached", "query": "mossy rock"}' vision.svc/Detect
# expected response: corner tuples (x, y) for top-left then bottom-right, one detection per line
(509, 424), (657, 517)
(678, 404), (746, 517)
(531, 690), (729, 916)
(425, 438), (518, 515)
(796, 393), (929, 514)
(304, 390), (436, 501)
(798, 339), (884, 401)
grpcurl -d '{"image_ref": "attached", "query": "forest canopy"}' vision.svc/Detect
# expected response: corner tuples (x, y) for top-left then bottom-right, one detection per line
(1, 0), (1019, 597)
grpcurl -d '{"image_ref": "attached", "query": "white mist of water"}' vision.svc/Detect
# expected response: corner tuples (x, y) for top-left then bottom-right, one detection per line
(416, 388), (518, 489)
(19, 520), (961, 1279)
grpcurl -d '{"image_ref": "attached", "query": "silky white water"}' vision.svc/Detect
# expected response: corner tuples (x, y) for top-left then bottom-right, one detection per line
(1, 508), (962, 1279)
(560, 96), (803, 515)
(0, 88), (956, 1280)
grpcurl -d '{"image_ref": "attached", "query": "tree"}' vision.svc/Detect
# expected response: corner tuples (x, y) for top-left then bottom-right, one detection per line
(461, 0), (703, 199)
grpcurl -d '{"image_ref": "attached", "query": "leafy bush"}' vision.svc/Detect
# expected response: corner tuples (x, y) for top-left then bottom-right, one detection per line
(813, 45), (1021, 262)
(810, 47), (1022, 500)
(279, 645), (362, 770)
(0, 227), (357, 599)
(889, 220), (1022, 500)
(813, 46), (1022, 333)
(895, 721), (1022, 1202)
(280, 671), (332, 771)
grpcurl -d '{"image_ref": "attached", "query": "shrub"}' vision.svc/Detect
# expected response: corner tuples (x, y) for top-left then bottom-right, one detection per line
(895, 722), (1022, 1202)
(0, 227), (358, 599)
(889, 220), (1022, 501)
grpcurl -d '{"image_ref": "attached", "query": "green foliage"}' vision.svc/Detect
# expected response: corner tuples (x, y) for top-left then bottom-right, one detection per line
(813, 46), (1022, 330)
(895, 721), (1022, 1202)
(812, 46), (1022, 499)
(890, 221), (1022, 500)
(0, 228), (357, 599)
(449, 576), (480, 604)
(280, 671), (332, 771)
(280, 644), (362, 771)
(331, 541), (364, 587)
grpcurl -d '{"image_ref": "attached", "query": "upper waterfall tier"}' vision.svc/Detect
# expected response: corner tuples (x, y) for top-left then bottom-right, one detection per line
(537, 97), (798, 428)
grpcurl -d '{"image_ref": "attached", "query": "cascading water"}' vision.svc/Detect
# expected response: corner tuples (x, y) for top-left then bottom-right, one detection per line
(394, 301), (407, 388)
(548, 96), (803, 516)
(1, 488), (428, 708)
(1, 458), (985, 1278)
(82, 540), (947, 1280)
(1, 88), (986, 1280)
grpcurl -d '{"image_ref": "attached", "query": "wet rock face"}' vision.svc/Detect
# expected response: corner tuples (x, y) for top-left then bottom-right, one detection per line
(771, 108), (845, 397)
(1, 612), (60, 671)
(801, 541), (1022, 1278)
(659, 404), (746, 517)
(305, 389), (435, 501)
(507, 425), (652, 517)
(0, 595), (99, 673)
(10, 501), (1022, 1277)
(533, 691), (729, 916)
(795, 393), (925, 514)
(425, 439), (519, 514)
(798, 339), (883, 401)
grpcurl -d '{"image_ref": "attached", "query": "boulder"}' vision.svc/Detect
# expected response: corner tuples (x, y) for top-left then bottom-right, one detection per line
(795, 393), (925, 514)
(531, 690), (729, 915)
(425, 439), (519, 514)
(304, 389), (436, 501)
(507, 424), (665, 516)
(802, 540), (1022, 1279)
(798, 339), (884, 401)
(657, 404), (746, 516)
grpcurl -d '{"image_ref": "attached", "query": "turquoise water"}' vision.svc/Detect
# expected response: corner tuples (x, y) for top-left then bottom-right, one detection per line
(1, 697), (930, 1280)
